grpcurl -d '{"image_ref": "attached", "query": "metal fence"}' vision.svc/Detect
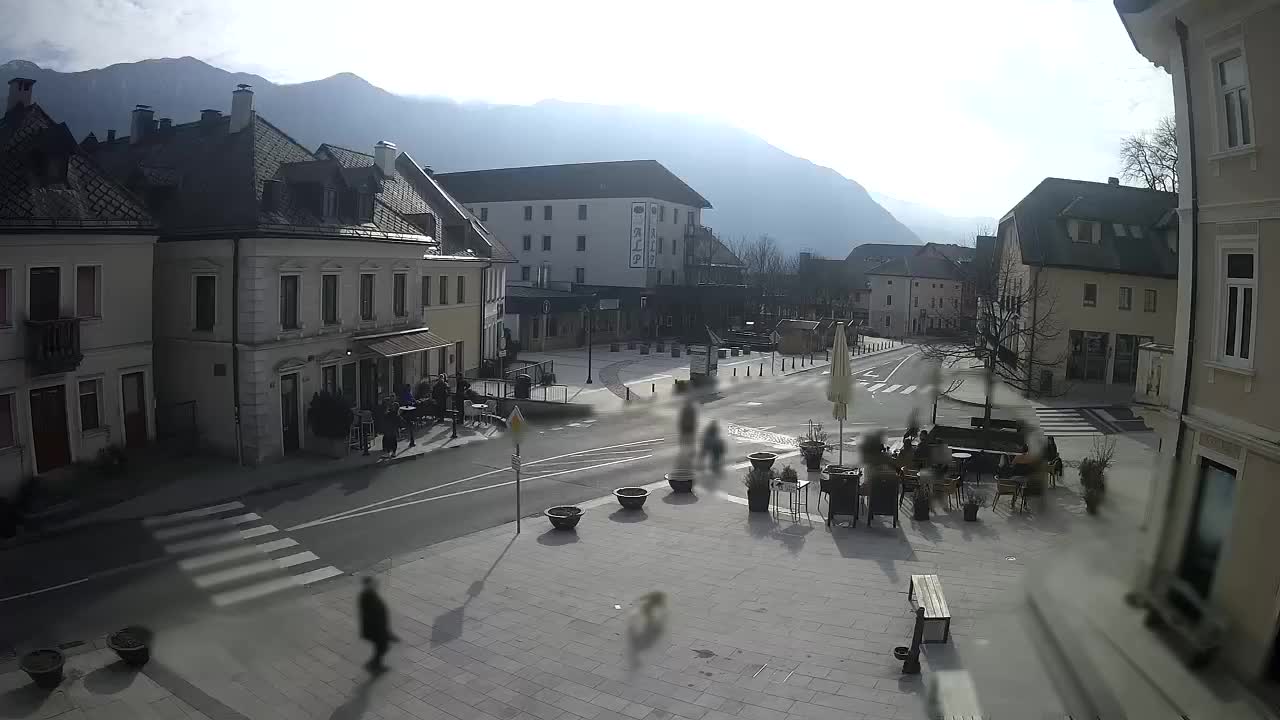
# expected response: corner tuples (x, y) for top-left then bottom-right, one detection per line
(503, 359), (555, 386)
(476, 379), (570, 404)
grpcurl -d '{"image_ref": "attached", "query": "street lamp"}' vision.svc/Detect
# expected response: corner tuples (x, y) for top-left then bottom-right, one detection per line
(582, 299), (595, 384)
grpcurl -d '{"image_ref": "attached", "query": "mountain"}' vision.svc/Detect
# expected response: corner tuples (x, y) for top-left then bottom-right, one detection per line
(1, 56), (918, 258)
(869, 192), (994, 247)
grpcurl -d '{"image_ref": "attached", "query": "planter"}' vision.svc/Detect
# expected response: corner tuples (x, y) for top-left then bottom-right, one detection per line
(627, 341), (636, 350)
(799, 442), (825, 471)
(545, 506), (583, 530)
(748, 452), (778, 472)
(19, 649), (64, 689)
(666, 470), (695, 493)
(610, 343), (620, 352)
(640, 345), (650, 355)
(823, 467), (860, 523)
(656, 342), (666, 352)
(747, 488), (771, 512)
(107, 627), (151, 667)
(614, 487), (650, 510)
(962, 505), (980, 522)
(671, 347), (681, 358)
(1083, 488), (1102, 515)
(731, 348), (740, 357)
(743, 348), (752, 356)
(717, 348), (728, 359)
(893, 646), (911, 661)
(912, 497), (931, 521)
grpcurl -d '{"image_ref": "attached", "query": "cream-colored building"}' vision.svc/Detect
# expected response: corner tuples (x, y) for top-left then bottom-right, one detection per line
(90, 86), (511, 464)
(994, 177), (1178, 394)
(1121, 0), (1280, 690)
(1, 79), (156, 492)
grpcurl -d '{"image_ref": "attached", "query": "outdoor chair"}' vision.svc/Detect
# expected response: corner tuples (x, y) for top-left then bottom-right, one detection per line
(993, 478), (1021, 510)
(899, 470), (920, 505)
(935, 474), (961, 510)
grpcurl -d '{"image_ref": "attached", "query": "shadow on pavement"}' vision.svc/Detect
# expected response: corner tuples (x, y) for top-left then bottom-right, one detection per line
(536, 529), (580, 546)
(608, 509), (648, 523)
(83, 660), (139, 695)
(661, 492), (698, 505)
(328, 674), (381, 720)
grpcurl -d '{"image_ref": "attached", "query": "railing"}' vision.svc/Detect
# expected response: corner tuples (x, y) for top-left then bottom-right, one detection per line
(476, 378), (570, 404)
(25, 317), (82, 376)
(504, 359), (555, 385)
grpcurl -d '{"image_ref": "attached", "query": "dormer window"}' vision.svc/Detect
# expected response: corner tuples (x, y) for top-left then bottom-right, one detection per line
(322, 187), (338, 217)
(358, 192), (374, 222)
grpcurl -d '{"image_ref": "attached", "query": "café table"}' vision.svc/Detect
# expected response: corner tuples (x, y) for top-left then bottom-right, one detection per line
(950, 451), (973, 486)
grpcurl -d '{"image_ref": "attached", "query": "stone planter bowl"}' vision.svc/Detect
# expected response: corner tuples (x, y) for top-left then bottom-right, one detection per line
(545, 506), (584, 530)
(614, 487), (650, 510)
(665, 470), (695, 493)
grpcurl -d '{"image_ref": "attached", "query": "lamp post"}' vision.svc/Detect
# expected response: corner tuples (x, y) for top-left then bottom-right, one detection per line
(583, 301), (595, 385)
(451, 369), (462, 440)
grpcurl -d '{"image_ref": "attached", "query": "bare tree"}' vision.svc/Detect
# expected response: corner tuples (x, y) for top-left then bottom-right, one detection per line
(918, 249), (1065, 427)
(1120, 115), (1178, 192)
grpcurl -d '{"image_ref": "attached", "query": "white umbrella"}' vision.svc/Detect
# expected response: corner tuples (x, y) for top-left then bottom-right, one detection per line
(827, 322), (853, 464)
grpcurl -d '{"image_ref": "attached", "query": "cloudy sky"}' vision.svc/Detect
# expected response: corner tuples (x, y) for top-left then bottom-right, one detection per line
(1, 0), (1172, 219)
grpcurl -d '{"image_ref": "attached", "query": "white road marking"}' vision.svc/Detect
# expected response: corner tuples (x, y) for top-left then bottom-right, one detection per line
(0, 577), (87, 602)
(143, 501), (245, 527)
(152, 512), (261, 541)
(868, 383), (886, 392)
(882, 350), (919, 384)
(210, 566), (343, 607)
(903, 385), (918, 394)
(194, 558), (280, 589)
(178, 538), (298, 571)
(163, 524), (279, 554)
(884, 384), (902, 393)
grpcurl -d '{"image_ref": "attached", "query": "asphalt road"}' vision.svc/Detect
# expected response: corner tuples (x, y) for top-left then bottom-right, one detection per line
(1, 345), (998, 654)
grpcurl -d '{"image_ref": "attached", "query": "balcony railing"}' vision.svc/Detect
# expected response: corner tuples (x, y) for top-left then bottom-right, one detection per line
(25, 317), (83, 375)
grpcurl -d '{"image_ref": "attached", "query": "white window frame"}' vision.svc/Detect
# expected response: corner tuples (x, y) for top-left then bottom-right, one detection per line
(0, 391), (15, 450)
(78, 376), (103, 433)
(393, 272), (408, 318)
(192, 272), (218, 331)
(575, 267), (585, 284)
(1083, 283), (1098, 307)
(321, 272), (341, 326)
(279, 272), (302, 331)
(0, 266), (13, 328)
(359, 272), (376, 321)
(1143, 289), (1158, 313)
(74, 263), (102, 319)
(1212, 50), (1254, 151)
(1113, 224), (1128, 238)
(1216, 237), (1258, 369)
(1118, 286), (1133, 311)
(320, 363), (340, 396)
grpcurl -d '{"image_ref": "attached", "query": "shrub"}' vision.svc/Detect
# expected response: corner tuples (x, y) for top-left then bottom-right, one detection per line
(779, 465), (799, 483)
(743, 468), (772, 492)
(308, 391), (353, 440)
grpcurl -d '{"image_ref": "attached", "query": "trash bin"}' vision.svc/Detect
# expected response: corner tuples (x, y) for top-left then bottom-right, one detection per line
(514, 374), (533, 399)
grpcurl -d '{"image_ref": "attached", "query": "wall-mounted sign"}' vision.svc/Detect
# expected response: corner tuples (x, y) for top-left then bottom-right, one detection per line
(598, 298), (620, 311)
(542, 300), (551, 314)
(629, 202), (646, 268)
(647, 203), (659, 268)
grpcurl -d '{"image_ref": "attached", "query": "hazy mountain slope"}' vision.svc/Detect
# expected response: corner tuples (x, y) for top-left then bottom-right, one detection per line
(869, 191), (994, 247)
(3, 56), (919, 257)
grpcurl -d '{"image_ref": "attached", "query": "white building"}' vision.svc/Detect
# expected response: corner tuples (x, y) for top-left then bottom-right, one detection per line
(1, 78), (157, 490)
(90, 86), (512, 464)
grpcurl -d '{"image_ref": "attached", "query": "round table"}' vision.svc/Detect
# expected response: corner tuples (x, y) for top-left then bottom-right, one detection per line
(469, 402), (489, 426)
(951, 451), (973, 485)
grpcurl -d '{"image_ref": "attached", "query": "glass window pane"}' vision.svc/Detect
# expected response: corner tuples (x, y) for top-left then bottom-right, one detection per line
(1226, 286), (1238, 356)
(0, 394), (12, 447)
(1240, 88), (1251, 145)
(77, 266), (97, 316)
(79, 380), (99, 430)
(1220, 56), (1244, 87)
(1226, 253), (1254, 279)
(1226, 92), (1240, 147)
(1179, 459), (1236, 597)
(1241, 287), (1253, 360)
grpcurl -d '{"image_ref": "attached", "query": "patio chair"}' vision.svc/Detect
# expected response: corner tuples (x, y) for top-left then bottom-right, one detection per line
(935, 474), (961, 511)
(899, 470), (920, 505)
(993, 478), (1021, 510)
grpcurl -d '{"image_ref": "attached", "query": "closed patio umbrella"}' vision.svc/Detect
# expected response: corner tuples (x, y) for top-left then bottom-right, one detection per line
(827, 323), (853, 464)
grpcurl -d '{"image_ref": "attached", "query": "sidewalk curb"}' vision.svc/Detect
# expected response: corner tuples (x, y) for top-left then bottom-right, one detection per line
(781, 342), (910, 377)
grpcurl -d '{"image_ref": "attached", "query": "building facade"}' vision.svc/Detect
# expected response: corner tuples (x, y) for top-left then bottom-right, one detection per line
(89, 86), (510, 464)
(1, 79), (157, 491)
(1121, 0), (1280, 689)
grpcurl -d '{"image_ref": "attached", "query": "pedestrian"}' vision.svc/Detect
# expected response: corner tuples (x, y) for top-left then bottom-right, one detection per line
(381, 399), (399, 458)
(678, 400), (697, 446)
(358, 577), (393, 672)
(432, 374), (448, 423)
(700, 421), (724, 474)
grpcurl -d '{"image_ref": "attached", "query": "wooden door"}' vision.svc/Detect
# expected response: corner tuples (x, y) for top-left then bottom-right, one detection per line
(29, 385), (70, 473)
(280, 373), (300, 454)
(121, 371), (148, 449)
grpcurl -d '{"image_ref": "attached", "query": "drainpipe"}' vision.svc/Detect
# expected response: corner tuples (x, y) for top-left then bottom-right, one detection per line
(1028, 266), (1039, 395)
(479, 259), (492, 377)
(232, 236), (244, 466)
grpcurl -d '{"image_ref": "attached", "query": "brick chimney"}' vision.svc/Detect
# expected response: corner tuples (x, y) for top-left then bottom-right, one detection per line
(230, 84), (254, 133)
(200, 109), (222, 124)
(106, 128), (116, 142)
(5, 77), (34, 111)
(130, 105), (155, 144)
(1108, 176), (1120, 186)
(374, 141), (398, 176)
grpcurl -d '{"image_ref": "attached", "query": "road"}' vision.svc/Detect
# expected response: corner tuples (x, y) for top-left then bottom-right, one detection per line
(0, 345), (999, 655)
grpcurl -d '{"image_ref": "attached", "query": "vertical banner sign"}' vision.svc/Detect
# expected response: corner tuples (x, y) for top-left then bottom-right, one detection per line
(647, 203), (659, 267)
(629, 202), (646, 268)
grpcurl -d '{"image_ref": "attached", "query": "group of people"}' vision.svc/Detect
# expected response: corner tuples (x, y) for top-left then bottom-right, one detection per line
(675, 399), (726, 473)
(374, 373), (474, 458)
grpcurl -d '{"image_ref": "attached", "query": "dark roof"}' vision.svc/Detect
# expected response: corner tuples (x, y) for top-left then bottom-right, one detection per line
(505, 285), (592, 299)
(922, 243), (976, 264)
(974, 235), (997, 296)
(0, 103), (152, 230)
(436, 160), (712, 209)
(844, 242), (921, 289)
(865, 254), (963, 280)
(1005, 178), (1177, 278)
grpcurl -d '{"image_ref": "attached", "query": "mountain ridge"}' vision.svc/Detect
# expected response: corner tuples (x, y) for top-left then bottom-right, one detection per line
(3, 56), (920, 257)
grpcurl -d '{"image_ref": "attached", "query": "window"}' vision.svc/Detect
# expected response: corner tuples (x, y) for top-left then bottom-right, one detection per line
(522, 235), (532, 251)
(914, 296), (918, 307)
(1069, 219), (1097, 244)
(0, 393), (13, 449)
(674, 209), (679, 225)
(543, 205), (552, 221)
(1143, 289), (1158, 313)
(359, 273), (375, 321)
(952, 298), (959, 310)
(542, 235), (551, 251)
(457, 275), (465, 304)
(0, 268), (9, 327)
(76, 265), (100, 318)
(1083, 283), (1097, 307)
(479, 207), (488, 222)
(1118, 286), (1133, 311)
(577, 235), (586, 252)
(393, 273), (407, 317)
(521, 266), (531, 282)
(323, 187), (338, 217)
(575, 267), (585, 283)
(578, 204), (587, 220)
(321, 365), (338, 395)
(930, 298), (935, 309)
(1179, 458), (1237, 597)
(1221, 248), (1255, 363)
(659, 205), (666, 222)
(672, 238), (678, 255)
(658, 237), (664, 253)
(420, 276), (431, 307)
(358, 193), (374, 222)
(439, 275), (449, 305)
(1217, 54), (1252, 149)
(194, 274), (216, 330)
(1114, 223), (1128, 238)
(392, 356), (404, 390)
(280, 274), (300, 329)
(523, 206), (532, 221)
(341, 363), (356, 405)
(78, 379), (101, 432)
(321, 274), (339, 325)
(886, 295), (893, 307)
(885, 316), (891, 328)
(670, 269), (676, 284)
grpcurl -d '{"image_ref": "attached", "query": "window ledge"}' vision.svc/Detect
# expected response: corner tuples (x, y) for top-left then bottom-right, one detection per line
(1205, 359), (1254, 377)
(1209, 145), (1258, 172)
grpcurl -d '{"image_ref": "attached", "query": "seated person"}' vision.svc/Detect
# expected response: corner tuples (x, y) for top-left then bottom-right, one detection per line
(397, 384), (415, 407)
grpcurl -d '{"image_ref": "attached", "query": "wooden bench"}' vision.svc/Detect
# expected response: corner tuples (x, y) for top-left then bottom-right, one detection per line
(908, 574), (952, 643)
(1143, 573), (1224, 668)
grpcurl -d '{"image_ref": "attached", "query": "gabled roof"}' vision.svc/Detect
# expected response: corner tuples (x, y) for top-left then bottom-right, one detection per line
(0, 103), (152, 230)
(436, 160), (712, 209)
(865, 254), (963, 281)
(775, 319), (821, 332)
(1004, 177), (1177, 278)
(844, 242), (922, 289)
(921, 243), (976, 264)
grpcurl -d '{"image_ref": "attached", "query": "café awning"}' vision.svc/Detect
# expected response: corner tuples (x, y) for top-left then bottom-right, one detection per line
(357, 328), (455, 358)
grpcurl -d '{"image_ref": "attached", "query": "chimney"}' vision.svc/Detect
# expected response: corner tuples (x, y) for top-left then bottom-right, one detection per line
(200, 108), (222, 124)
(5, 77), (34, 111)
(158, 118), (173, 132)
(230, 84), (254, 133)
(421, 165), (434, 176)
(1108, 176), (1120, 186)
(130, 104), (154, 144)
(374, 140), (398, 176)
(106, 129), (116, 142)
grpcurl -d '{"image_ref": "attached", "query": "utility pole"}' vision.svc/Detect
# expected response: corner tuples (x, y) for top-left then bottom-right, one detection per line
(585, 301), (594, 384)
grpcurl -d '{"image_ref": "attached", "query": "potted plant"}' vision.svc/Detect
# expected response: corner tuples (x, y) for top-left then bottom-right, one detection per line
(614, 487), (650, 510)
(961, 490), (986, 522)
(307, 391), (354, 458)
(797, 421), (828, 471)
(912, 483), (932, 521)
(107, 626), (151, 667)
(545, 505), (584, 530)
(744, 468), (772, 512)
(1079, 436), (1116, 515)
(665, 469), (695, 493)
(778, 465), (799, 484)
(19, 648), (64, 689)
(748, 451), (778, 472)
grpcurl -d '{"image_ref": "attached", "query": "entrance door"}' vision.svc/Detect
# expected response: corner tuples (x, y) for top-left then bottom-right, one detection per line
(280, 373), (300, 454)
(121, 371), (148, 449)
(1068, 330), (1110, 382)
(29, 385), (70, 473)
(1113, 334), (1137, 385)
(29, 267), (61, 321)
(359, 359), (377, 410)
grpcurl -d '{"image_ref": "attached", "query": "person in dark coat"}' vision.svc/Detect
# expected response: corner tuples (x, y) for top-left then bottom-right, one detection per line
(359, 577), (393, 672)
(432, 374), (449, 422)
(380, 400), (399, 457)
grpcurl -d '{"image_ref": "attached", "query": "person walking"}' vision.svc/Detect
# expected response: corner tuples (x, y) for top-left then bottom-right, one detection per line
(700, 421), (725, 474)
(432, 374), (449, 423)
(380, 398), (399, 458)
(358, 577), (393, 672)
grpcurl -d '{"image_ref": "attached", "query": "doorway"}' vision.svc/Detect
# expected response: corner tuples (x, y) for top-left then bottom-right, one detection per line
(121, 371), (148, 449)
(359, 359), (377, 410)
(29, 267), (61, 321)
(1067, 330), (1110, 382)
(280, 372), (300, 454)
(29, 385), (71, 473)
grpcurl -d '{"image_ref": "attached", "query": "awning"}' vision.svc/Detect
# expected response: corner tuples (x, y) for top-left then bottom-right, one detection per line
(358, 329), (455, 358)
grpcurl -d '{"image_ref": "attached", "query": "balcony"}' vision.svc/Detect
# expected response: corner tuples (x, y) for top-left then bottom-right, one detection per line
(25, 317), (83, 376)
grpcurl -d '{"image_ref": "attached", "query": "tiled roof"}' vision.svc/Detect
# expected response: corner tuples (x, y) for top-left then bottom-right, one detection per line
(923, 243), (976, 263)
(865, 254), (963, 280)
(1006, 178), (1177, 278)
(436, 160), (712, 209)
(844, 242), (921, 289)
(0, 103), (152, 229)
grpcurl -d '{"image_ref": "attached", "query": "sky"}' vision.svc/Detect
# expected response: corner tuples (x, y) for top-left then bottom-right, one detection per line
(0, 0), (1173, 220)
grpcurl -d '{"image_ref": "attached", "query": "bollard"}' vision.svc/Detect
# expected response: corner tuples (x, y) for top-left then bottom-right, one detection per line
(902, 606), (925, 675)
(626, 387), (631, 402)
(651, 383), (655, 394)
(733, 367), (737, 377)
(747, 366), (751, 377)
(760, 362), (764, 376)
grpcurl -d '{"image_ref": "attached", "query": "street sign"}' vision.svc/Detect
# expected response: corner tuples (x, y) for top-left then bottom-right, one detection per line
(598, 298), (620, 311)
(507, 405), (527, 445)
(542, 300), (551, 314)
(511, 453), (522, 471)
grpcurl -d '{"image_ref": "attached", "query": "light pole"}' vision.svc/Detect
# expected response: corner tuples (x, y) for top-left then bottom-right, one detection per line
(451, 369), (463, 440)
(583, 300), (595, 384)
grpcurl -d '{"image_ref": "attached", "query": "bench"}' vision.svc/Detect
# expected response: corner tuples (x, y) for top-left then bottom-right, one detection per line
(908, 574), (952, 643)
(1143, 573), (1224, 668)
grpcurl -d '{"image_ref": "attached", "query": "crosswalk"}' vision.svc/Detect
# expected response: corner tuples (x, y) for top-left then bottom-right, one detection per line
(781, 373), (930, 398)
(1033, 408), (1107, 437)
(143, 501), (342, 607)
